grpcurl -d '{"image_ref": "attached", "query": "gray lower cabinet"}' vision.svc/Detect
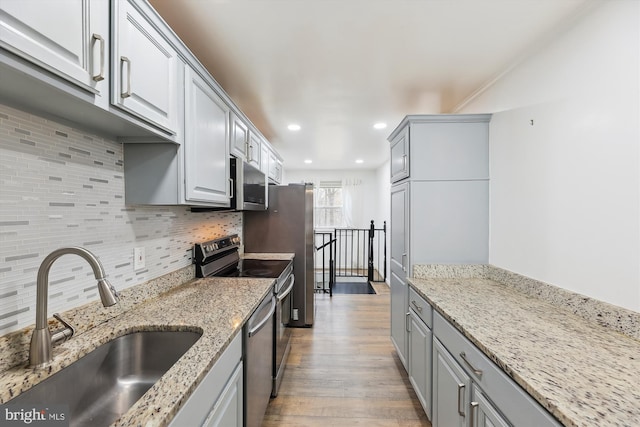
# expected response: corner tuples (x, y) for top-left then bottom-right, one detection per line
(432, 337), (471, 427)
(471, 385), (509, 427)
(390, 271), (408, 368)
(170, 333), (243, 427)
(432, 310), (562, 427)
(407, 288), (432, 420)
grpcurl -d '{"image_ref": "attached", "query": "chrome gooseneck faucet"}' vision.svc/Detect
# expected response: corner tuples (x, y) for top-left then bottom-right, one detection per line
(29, 247), (119, 367)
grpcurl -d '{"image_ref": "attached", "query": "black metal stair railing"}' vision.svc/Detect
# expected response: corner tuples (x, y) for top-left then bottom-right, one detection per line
(314, 220), (387, 296)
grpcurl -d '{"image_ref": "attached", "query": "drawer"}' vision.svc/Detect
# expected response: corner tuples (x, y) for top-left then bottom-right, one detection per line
(433, 311), (561, 427)
(409, 286), (432, 328)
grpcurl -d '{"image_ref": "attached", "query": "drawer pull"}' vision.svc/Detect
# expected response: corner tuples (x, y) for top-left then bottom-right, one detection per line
(457, 383), (465, 416)
(120, 56), (131, 98)
(91, 34), (105, 82)
(470, 401), (479, 426)
(460, 352), (483, 378)
(411, 300), (423, 312)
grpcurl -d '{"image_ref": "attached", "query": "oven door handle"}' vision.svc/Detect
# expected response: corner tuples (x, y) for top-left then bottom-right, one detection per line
(277, 274), (295, 302)
(248, 296), (276, 337)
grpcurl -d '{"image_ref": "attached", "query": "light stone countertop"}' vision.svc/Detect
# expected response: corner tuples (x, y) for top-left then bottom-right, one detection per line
(408, 276), (640, 427)
(242, 252), (295, 260)
(0, 276), (275, 427)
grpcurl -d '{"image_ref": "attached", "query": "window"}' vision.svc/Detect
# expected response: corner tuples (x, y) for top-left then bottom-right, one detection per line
(315, 181), (343, 228)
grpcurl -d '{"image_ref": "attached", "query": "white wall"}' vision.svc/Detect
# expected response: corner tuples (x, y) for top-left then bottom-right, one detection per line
(459, 1), (640, 311)
(375, 160), (391, 284)
(285, 168), (381, 229)
(285, 167), (390, 280)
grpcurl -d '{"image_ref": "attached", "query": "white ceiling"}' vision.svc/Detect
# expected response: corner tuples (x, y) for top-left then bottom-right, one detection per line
(149, 0), (593, 171)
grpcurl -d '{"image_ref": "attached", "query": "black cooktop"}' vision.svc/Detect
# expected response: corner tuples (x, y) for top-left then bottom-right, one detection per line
(220, 258), (291, 278)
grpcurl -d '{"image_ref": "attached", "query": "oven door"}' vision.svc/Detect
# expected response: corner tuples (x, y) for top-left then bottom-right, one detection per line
(273, 273), (294, 397)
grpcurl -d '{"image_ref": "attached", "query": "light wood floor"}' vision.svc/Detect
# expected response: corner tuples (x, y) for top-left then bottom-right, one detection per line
(262, 283), (431, 427)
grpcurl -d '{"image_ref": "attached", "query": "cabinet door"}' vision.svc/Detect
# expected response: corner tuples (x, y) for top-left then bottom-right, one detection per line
(432, 338), (471, 427)
(203, 362), (243, 427)
(390, 271), (408, 370)
(471, 385), (510, 427)
(390, 182), (409, 277)
(268, 152), (283, 184)
(390, 124), (409, 182)
(409, 311), (432, 419)
(184, 67), (230, 205)
(260, 144), (269, 174)
(112, 0), (179, 134)
(0, 0), (108, 95)
(247, 132), (261, 167)
(230, 113), (248, 158)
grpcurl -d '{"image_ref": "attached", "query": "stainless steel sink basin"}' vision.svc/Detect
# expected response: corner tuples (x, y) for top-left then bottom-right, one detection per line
(9, 330), (201, 427)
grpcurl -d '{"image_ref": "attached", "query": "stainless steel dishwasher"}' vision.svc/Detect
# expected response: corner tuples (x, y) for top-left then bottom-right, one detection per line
(244, 290), (276, 427)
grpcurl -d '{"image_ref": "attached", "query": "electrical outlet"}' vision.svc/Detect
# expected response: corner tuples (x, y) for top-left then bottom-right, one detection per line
(134, 247), (145, 270)
(292, 308), (299, 321)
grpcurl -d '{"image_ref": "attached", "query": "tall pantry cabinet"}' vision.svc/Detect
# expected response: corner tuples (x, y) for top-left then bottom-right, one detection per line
(388, 114), (491, 371)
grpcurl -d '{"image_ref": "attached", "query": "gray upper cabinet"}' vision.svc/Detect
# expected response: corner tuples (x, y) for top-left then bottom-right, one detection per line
(0, 0), (110, 107)
(388, 114), (491, 271)
(123, 63), (230, 207)
(230, 112), (249, 159)
(260, 143), (269, 174)
(247, 131), (262, 168)
(112, 0), (180, 137)
(1, 0), (283, 206)
(388, 115), (490, 183)
(184, 67), (230, 205)
(268, 151), (283, 184)
(390, 125), (409, 183)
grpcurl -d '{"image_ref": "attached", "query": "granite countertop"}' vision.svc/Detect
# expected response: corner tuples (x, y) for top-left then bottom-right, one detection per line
(0, 276), (275, 427)
(408, 276), (640, 427)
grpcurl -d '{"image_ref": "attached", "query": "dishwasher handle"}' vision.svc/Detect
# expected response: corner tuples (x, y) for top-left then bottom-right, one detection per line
(277, 274), (295, 302)
(248, 296), (276, 337)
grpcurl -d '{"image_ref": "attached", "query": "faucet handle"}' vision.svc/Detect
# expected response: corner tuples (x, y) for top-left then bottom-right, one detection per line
(51, 313), (75, 344)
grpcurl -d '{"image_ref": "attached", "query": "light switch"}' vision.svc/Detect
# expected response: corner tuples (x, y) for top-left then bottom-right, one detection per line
(134, 247), (145, 270)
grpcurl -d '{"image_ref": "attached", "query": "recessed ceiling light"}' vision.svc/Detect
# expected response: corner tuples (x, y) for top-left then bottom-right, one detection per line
(373, 122), (387, 130)
(355, 159), (364, 164)
(304, 159), (312, 164)
(288, 124), (301, 131)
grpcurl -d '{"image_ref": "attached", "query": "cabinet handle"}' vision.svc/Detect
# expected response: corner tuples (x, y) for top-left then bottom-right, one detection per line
(120, 56), (131, 98)
(460, 352), (483, 378)
(402, 154), (407, 170)
(91, 34), (105, 82)
(402, 253), (407, 272)
(470, 401), (479, 427)
(410, 300), (423, 312)
(457, 383), (466, 417)
(229, 178), (234, 198)
(405, 312), (411, 333)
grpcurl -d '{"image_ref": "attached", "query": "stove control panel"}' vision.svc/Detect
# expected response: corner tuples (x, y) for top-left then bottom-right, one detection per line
(193, 234), (240, 264)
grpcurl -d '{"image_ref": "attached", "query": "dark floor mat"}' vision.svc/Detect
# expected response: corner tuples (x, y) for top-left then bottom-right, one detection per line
(332, 281), (376, 294)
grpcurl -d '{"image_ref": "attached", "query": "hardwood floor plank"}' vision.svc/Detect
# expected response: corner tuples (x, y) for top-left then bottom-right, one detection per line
(262, 291), (430, 426)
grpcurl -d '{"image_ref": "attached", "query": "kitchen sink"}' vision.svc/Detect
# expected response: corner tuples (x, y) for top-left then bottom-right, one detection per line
(9, 330), (201, 427)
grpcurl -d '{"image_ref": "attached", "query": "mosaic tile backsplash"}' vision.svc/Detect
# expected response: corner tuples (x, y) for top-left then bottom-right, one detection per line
(0, 103), (242, 334)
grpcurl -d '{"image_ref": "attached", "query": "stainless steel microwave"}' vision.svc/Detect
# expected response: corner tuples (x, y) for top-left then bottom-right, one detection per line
(230, 157), (267, 211)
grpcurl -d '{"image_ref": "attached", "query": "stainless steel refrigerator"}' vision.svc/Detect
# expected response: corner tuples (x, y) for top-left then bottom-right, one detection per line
(244, 183), (315, 327)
